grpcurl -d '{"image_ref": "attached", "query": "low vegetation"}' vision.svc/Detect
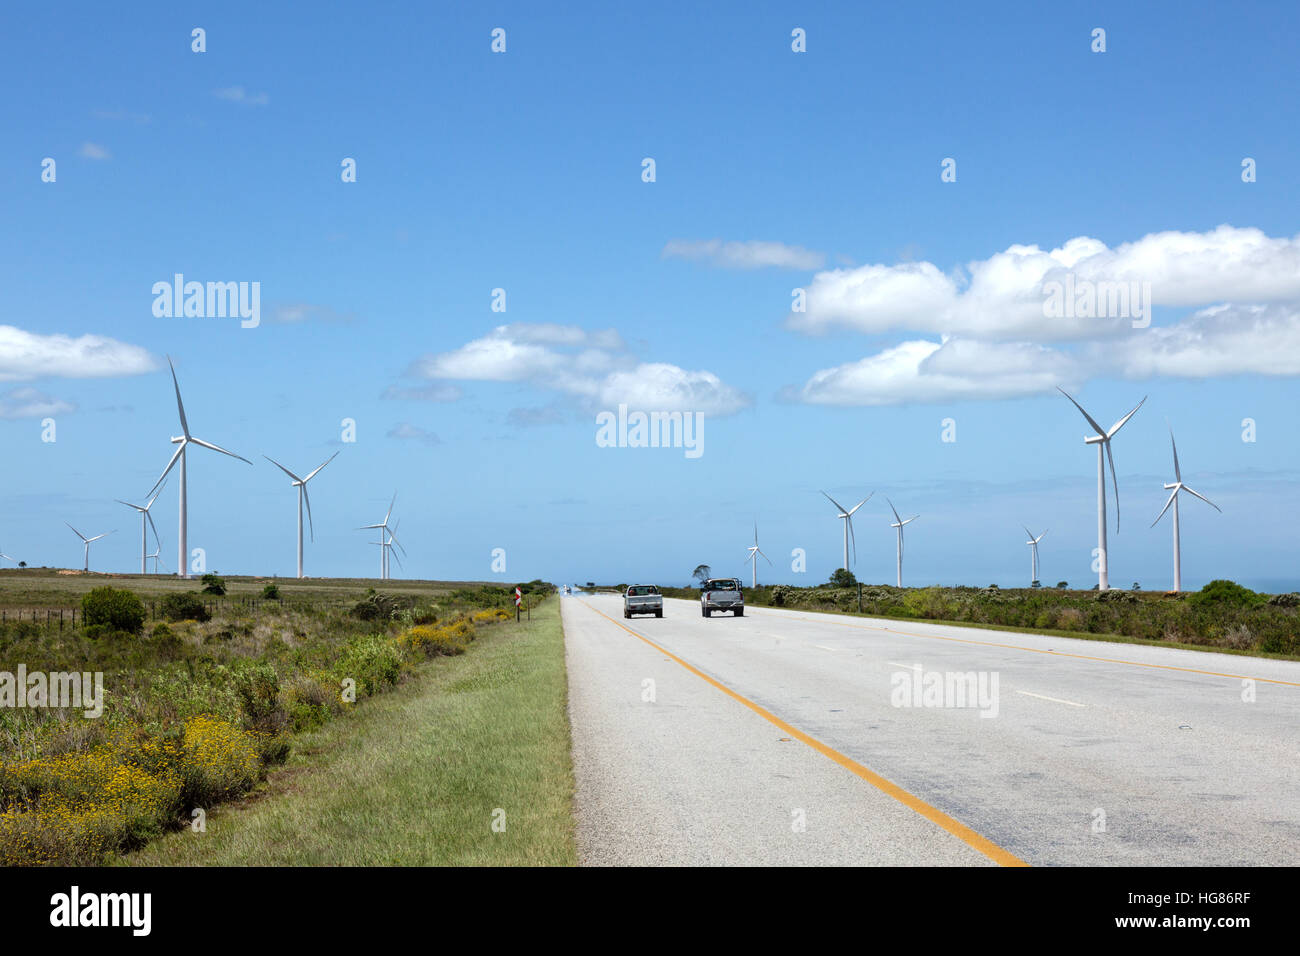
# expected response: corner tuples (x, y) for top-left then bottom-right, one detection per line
(664, 576), (1300, 657)
(0, 571), (555, 865)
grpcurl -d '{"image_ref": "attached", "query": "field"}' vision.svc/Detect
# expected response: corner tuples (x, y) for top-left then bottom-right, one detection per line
(0, 568), (558, 865)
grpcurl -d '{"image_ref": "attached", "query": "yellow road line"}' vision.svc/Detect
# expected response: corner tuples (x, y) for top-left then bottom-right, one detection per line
(777, 612), (1300, 688)
(577, 598), (1028, 868)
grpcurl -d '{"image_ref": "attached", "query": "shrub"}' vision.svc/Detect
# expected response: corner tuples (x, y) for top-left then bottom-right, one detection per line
(1266, 592), (1299, 608)
(200, 574), (226, 596)
(80, 586), (146, 635)
(261, 583), (281, 600)
(160, 592), (210, 622)
(149, 622), (184, 658)
(1055, 608), (1085, 631)
(1217, 624), (1256, 650)
(1191, 580), (1263, 610)
(179, 716), (261, 806)
(233, 662), (286, 735)
(338, 634), (403, 696)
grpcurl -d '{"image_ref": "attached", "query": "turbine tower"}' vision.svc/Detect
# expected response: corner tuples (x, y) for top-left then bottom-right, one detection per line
(1151, 426), (1221, 593)
(66, 523), (113, 572)
(821, 491), (871, 571)
(886, 498), (918, 588)
(116, 480), (165, 575)
(1023, 526), (1048, 586)
(359, 494), (401, 579)
(265, 452), (340, 579)
(1058, 387), (1146, 591)
(744, 522), (772, 589)
(149, 357), (251, 578)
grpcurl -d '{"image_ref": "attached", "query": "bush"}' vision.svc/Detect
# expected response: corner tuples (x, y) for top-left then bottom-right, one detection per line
(338, 634), (404, 696)
(179, 716), (261, 806)
(233, 662), (286, 735)
(80, 586), (146, 635)
(149, 622), (184, 658)
(1191, 580), (1263, 610)
(160, 592), (211, 622)
(261, 583), (281, 600)
(200, 574), (226, 596)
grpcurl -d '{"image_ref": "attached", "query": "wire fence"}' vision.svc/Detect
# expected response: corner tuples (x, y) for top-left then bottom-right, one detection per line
(0, 597), (356, 631)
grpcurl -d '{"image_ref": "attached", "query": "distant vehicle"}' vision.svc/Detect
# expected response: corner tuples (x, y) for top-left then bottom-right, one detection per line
(624, 584), (663, 618)
(701, 578), (744, 617)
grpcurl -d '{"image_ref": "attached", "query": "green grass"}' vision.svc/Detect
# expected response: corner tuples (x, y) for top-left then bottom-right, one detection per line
(116, 598), (575, 866)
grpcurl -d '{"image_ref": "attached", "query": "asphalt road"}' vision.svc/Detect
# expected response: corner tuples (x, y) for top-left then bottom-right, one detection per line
(562, 591), (1300, 866)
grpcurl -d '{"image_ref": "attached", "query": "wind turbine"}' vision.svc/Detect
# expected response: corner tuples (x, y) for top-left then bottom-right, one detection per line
(1023, 526), (1048, 586)
(821, 491), (871, 571)
(370, 519), (406, 579)
(1151, 426), (1221, 593)
(359, 494), (400, 579)
(744, 522), (772, 589)
(146, 541), (166, 574)
(886, 498), (918, 588)
(66, 523), (113, 572)
(149, 357), (251, 578)
(0, 545), (13, 565)
(1058, 387), (1146, 591)
(116, 480), (166, 575)
(265, 452), (339, 579)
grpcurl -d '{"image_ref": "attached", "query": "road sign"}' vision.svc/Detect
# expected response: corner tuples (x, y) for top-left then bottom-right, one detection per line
(514, 587), (522, 607)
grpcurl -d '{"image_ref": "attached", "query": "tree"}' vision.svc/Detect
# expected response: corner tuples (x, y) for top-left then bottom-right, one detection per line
(17, 561), (25, 569)
(81, 586), (146, 634)
(828, 568), (857, 588)
(1132, 582), (1142, 591)
(201, 573), (226, 596)
(1056, 581), (1068, 589)
(692, 564), (711, 586)
(261, 583), (281, 600)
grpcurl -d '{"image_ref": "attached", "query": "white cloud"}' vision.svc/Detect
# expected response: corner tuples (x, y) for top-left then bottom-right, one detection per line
(0, 326), (156, 382)
(788, 226), (1300, 341)
(386, 423), (440, 445)
(381, 383), (463, 402)
(79, 142), (111, 160)
(407, 323), (751, 416)
(214, 86), (270, 106)
(663, 238), (825, 270)
(787, 303), (1300, 406)
(0, 387), (75, 420)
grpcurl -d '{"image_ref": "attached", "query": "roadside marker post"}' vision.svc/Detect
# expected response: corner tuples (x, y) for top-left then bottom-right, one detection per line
(515, 586), (522, 622)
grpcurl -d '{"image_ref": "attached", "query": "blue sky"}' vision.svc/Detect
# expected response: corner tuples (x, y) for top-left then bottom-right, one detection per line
(3, 1), (1299, 592)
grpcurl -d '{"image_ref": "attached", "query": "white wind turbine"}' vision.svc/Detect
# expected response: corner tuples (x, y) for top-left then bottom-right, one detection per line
(1058, 387), (1146, 591)
(821, 491), (871, 571)
(1023, 526), (1048, 586)
(66, 523), (113, 572)
(116, 480), (166, 575)
(265, 452), (340, 579)
(359, 494), (402, 579)
(146, 541), (166, 574)
(1151, 425), (1220, 593)
(370, 520), (406, 579)
(886, 498), (918, 588)
(744, 522), (772, 589)
(149, 357), (251, 578)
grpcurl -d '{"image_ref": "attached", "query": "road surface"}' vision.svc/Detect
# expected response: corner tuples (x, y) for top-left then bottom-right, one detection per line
(562, 591), (1300, 866)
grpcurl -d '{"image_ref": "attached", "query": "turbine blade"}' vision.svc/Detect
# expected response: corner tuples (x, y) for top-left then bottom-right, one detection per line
(1151, 487), (1178, 527)
(1105, 440), (1121, 531)
(358, 523), (385, 531)
(190, 436), (252, 464)
(1057, 386), (1107, 437)
(303, 450), (339, 483)
(759, 549), (772, 566)
(149, 443), (185, 496)
(145, 510), (161, 549)
(145, 478), (166, 510)
(1022, 525), (1034, 541)
(821, 490), (848, 515)
(65, 522), (87, 541)
(384, 493), (397, 524)
(1169, 425), (1182, 483)
(1181, 485), (1222, 512)
(115, 499), (144, 512)
(847, 493), (872, 516)
(389, 545), (404, 570)
(264, 455), (303, 483)
(886, 497), (902, 524)
(848, 516), (857, 566)
(302, 484), (315, 542)
(1107, 395), (1147, 438)
(167, 356), (190, 438)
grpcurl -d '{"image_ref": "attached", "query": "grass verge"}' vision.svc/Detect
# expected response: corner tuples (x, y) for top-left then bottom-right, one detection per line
(118, 599), (574, 866)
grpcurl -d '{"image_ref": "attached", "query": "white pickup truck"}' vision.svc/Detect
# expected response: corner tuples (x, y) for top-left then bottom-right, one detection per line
(701, 578), (744, 617)
(623, 585), (664, 618)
